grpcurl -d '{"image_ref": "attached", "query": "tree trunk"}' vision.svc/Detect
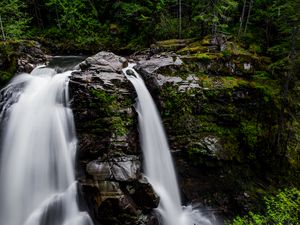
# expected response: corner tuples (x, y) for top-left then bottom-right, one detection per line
(244, 0), (253, 34)
(0, 15), (5, 41)
(238, 0), (247, 38)
(179, 0), (182, 39)
(33, 0), (44, 29)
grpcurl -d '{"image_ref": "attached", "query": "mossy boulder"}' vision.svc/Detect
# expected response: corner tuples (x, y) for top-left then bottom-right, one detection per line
(177, 36), (271, 77)
(155, 39), (195, 52)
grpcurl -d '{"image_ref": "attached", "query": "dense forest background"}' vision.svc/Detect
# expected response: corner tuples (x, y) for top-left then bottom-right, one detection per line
(0, 0), (300, 224)
(0, 0), (299, 53)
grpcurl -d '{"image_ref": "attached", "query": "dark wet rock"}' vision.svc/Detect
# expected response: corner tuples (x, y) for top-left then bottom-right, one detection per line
(87, 156), (141, 182)
(97, 196), (158, 225)
(70, 51), (136, 161)
(122, 177), (160, 212)
(126, 69), (135, 76)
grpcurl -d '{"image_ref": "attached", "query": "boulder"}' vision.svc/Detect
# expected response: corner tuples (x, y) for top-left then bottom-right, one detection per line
(122, 176), (160, 212)
(79, 51), (127, 72)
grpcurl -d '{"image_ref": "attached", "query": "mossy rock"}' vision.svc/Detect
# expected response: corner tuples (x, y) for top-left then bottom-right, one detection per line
(200, 75), (248, 90)
(177, 40), (208, 54)
(89, 88), (132, 137)
(156, 38), (195, 51)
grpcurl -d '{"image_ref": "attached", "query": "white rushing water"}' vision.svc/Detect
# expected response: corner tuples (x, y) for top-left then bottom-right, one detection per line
(0, 66), (93, 225)
(123, 64), (213, 225)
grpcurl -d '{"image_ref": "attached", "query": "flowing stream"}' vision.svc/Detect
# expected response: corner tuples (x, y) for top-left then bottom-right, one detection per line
(0, 65), (93, 225)
(123, 64), (213, 225)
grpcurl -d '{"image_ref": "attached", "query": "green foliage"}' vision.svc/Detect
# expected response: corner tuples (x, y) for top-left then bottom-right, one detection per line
(45, 0), (101, 45)
(0, 0), (296, 54)
(192, 0), (238, 34)
(155, 14), (179, 40)
(0, 0), (31, 40)
(231, 188), (300, 225)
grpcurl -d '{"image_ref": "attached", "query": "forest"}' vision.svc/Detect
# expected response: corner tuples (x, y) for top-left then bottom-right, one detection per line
(0, 0), (299, 225)
(0, 0), (298, 53)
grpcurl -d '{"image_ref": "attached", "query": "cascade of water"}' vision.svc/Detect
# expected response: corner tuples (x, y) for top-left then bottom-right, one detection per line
(0, 66), (93, 225)
(123, 64), (213, 225)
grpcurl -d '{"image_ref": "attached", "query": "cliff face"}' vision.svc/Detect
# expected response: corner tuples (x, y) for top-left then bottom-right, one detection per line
(69, 38), (298, 224)
(134, 52), (280, 216)
(69, 52), (159, 225)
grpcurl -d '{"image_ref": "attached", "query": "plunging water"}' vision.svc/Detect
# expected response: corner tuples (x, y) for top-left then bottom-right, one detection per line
(0, 66), (93, 225)
(123, 64), (213, 225)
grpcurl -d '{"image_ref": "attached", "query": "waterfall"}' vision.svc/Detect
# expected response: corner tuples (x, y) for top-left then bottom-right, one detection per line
(0, 66), (93, 225)
(123, 64), (213, 225)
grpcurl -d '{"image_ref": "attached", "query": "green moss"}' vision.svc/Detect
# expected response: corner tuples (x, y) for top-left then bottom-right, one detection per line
(250, 77), (281, 107)
(0, 42), (18, 86)
(111, 116), (128, 136)
(156, 39), (182, 46)
(161, 84), (201, 116)
(193, 53), (217, 61)
(200, 75), (248, 89)
(225, 42), (256, 58)
(155, 39), (194, 52)
(89, 88), (130, 137)
(240, 120), (263, 151)
(177, 40), (208, 54)
(201, 36), (211, 46)
(156, 38), (194, 46)
(249, 44), (262, 54)
(186, 120), (240, 164)
(90, 89), (117, 104)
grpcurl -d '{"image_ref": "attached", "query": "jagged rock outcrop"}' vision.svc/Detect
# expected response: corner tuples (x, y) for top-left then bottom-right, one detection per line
(70, 52), (159, 225)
